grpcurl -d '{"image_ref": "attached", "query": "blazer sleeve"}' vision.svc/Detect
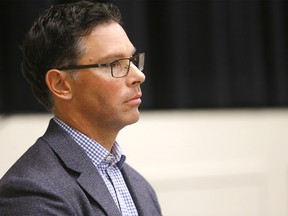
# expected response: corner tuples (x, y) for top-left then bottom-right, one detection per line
(0, 177), (77, 216)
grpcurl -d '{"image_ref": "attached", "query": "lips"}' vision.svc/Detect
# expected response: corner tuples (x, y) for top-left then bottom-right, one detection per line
(125, 93), (142, 105)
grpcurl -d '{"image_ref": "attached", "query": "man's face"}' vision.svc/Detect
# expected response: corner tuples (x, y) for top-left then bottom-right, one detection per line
(69, 22), (145, 131)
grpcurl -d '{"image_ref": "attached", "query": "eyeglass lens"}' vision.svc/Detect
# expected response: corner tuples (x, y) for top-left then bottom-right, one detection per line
(111, 53), (145, 78)
(131, 53), (145, 71)
(111, 59), (130, 78)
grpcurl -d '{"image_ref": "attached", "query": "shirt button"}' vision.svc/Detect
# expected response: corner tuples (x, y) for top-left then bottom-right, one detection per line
(106, 155), (113, 162)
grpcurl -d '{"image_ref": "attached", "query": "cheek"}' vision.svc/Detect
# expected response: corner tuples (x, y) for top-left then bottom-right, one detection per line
(76, 76), (123, 107)
(100, 82), (124, 105)
(83, 79), (122, 108)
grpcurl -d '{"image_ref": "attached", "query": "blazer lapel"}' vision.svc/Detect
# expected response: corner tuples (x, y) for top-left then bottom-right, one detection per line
(43, 120), (121, 216)
(121, 164), (150, 215)
(76, 169), (121, 216)
(121, 164), (162, 216)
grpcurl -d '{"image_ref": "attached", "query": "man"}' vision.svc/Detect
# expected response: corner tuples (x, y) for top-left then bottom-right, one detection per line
(0, 1), (162, 215)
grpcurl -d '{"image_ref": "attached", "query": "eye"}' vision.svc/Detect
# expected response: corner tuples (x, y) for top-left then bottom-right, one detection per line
(110, 60), (121, 68)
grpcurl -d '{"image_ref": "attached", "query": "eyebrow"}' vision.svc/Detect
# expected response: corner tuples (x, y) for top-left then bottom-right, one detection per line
(98, 47), (137, 63)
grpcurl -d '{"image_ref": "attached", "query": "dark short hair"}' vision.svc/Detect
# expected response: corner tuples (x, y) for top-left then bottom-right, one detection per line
(21, 1), (122, 111)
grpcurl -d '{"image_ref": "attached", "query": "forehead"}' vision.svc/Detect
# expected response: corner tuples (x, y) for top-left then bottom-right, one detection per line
(79, 22), (134, 63)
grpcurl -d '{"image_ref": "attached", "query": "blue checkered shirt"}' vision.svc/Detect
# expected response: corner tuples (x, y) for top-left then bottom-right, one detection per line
(54, 117), (138, 216)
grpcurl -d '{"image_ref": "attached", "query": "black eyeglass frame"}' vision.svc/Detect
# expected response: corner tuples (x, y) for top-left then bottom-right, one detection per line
(55, 53), (145, 78)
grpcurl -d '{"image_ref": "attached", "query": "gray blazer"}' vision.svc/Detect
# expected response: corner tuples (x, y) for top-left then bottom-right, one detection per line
(0, 120), (162, 216)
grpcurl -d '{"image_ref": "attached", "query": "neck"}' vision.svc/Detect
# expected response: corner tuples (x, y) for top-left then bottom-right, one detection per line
(55, 113), (119, 152)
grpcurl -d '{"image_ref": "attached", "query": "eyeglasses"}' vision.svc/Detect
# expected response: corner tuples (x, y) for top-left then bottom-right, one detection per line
(56, 53), (145, 78)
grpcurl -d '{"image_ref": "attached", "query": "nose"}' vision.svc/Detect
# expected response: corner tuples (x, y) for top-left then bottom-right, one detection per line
(127, 64), (146, 85)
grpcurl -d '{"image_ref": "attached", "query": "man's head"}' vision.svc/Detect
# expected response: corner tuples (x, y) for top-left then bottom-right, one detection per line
(21, 1), (122, 111)
(22, 1), (145, 132)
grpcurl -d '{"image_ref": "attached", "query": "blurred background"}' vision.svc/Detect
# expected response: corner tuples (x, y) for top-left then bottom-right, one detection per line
(0, 0), (287, 113)
(1, 0), (288, 215)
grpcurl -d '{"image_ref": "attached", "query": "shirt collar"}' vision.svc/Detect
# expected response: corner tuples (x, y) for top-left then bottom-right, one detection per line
(53, 117), (126, 169)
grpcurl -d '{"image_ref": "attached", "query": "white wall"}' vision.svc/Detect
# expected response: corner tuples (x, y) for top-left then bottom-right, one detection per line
(1, 109), (288, 216)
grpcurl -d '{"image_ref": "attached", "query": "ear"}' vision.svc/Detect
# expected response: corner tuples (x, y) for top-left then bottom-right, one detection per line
(45, 69), (73, 101)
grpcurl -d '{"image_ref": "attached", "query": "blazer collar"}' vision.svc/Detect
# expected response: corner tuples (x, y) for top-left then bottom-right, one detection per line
(43, 119), (121, 216)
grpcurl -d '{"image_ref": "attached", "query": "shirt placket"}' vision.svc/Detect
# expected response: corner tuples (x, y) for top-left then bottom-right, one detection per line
(106, 165), (130, 216)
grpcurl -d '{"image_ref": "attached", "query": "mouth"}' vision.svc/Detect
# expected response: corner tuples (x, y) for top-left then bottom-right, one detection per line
(125, 93), (142, 105)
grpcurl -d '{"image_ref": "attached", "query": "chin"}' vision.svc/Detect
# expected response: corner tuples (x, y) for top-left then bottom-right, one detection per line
(125, 110), (140, 126)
